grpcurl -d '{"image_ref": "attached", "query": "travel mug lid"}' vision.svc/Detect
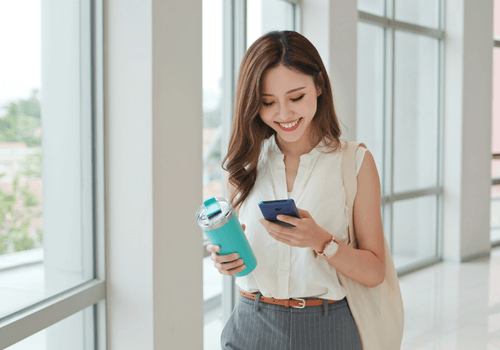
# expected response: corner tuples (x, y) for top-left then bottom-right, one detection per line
(204, 197), (222, 218)
(196, 197), (234, 230)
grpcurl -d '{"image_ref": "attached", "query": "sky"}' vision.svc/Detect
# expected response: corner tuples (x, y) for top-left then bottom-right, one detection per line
(0, 0), (41, 115)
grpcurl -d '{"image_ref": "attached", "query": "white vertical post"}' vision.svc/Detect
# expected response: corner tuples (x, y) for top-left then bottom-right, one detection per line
(105, 0), (203, 348)
(301, 0), (359, 141)
(443, 0), (493, 262)
(151, 0), (204, 348)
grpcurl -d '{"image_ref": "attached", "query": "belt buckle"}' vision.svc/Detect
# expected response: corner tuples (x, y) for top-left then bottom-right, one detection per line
(291, 298), (306, 309)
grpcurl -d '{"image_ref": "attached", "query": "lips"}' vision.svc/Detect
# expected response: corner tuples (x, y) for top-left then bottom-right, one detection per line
(276, 117), (302, 131)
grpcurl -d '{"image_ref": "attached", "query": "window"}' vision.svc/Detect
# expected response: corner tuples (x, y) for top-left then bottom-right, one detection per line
(202, 1), (299, 348)
(5, 305), (95, 350)
(0, 0), (105, 348)
(492, 0), (500, 245)
(357, 0), (444, 272)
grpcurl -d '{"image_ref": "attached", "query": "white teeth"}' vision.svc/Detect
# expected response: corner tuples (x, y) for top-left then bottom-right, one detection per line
(279, 119), (300, 128)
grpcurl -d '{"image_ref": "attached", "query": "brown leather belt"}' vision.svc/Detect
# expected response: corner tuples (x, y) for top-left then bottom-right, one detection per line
(239, 290), (340, 309)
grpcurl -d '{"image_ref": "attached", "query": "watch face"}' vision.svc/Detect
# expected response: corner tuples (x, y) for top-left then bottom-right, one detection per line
(325, 241), (339, 256)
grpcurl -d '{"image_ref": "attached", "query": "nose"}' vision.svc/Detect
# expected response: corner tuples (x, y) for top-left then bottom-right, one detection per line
(278, 103), (293, 121)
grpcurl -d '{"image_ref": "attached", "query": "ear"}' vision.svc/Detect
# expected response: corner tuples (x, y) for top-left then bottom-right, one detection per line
(315, 71), (323, 97)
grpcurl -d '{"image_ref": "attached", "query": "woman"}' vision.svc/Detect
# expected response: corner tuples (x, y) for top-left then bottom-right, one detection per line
(206, 30), (385, 350)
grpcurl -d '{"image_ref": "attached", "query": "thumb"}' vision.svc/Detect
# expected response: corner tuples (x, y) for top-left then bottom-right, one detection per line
(297, 208), (309, 218)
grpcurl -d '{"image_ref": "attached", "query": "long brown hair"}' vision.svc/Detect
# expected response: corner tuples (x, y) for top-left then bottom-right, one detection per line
(221, 30), (346, 210)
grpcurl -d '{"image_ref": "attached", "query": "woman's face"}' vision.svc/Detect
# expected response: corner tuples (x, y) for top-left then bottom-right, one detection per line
(259, 64), (321, 148)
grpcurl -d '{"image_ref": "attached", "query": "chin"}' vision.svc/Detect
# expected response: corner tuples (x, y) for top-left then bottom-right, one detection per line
(277, 132), (304, 143)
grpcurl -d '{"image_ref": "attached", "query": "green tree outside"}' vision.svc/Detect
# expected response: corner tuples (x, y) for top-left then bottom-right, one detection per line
(0, 91), (43, 255)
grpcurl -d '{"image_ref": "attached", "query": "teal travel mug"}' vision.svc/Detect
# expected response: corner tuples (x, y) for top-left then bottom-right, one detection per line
(196, 197), (257, 277)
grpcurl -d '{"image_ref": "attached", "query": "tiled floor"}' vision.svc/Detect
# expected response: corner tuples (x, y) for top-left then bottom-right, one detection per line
(2, 246), (500, 349)
(204, 246), (500, 349)
(397, 246), (500, 349)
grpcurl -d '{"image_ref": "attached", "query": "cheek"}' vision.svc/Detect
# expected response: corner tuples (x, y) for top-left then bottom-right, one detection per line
(259, 110), (272, 125)
(295, 100), (316, 118)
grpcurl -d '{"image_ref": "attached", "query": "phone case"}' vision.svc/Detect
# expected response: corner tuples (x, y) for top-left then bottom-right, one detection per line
(258, 199), (301, 227)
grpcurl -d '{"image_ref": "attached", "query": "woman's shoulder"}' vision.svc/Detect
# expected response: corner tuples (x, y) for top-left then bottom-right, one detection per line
(340, 139), (368, 175)
(342, 139), (367, 149)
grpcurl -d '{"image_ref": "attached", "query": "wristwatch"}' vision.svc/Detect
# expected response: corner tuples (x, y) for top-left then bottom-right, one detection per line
(315, 235), (339, 259)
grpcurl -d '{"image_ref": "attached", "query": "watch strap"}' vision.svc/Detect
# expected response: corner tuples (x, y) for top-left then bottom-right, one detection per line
(315, 235), (337, 258)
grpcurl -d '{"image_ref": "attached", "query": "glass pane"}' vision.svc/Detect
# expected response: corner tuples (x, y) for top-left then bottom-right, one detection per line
(491, 198), (500, 242)
(358, 0), (385, 17)
(247, 0), (295, 50)
(395, 0), (440, 29)
(203, 255), (224, 349)
(392, 196), (437, 269)
(202, 0), (225, 349)
(495, 0), (500, 39)
(357, 21), (385, 189)
(492, 48), (500, 242)
(0, 0), (94, 319)
(203, 0), (223, 202)
(393, 30), (439, 193)
(5, 305), (94, 350)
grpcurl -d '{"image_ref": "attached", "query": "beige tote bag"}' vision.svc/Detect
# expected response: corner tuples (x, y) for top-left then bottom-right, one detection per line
(336, 139), (405, 350)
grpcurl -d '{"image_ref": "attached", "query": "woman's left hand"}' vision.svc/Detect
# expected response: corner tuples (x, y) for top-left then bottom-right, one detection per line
(258, 208), (329, 250)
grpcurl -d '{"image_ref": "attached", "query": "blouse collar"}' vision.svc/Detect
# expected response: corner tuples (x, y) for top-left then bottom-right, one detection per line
(267, 133), (329, 161)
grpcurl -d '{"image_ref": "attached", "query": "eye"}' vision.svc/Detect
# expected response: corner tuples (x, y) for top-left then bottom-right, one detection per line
(292, 94), (305, 102)
(261, 94), (305, 107)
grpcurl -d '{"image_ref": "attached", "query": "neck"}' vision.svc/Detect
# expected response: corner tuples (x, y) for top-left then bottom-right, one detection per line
(276, 132), (323, 158)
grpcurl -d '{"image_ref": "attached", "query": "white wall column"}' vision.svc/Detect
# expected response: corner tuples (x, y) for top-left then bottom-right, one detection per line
(301, 0), (359, 141)
(443, 0), (493, 262)
(105, 0), (203, 349)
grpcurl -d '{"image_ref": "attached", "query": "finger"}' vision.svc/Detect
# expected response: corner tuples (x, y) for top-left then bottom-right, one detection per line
(207, 244), (220, 254)
(227, 264), (247, 276)
(218, 261), (246, 276)
(214, 251), (240, 264)
(259, 218), (285, 232)
(276, 214), (299, 227)
(267, 230), (295, 246)
(267, 221), (293, 237)
(296, 208), (308, 218)
(242, 224), (246, 231)
(217, 258), (244, 271)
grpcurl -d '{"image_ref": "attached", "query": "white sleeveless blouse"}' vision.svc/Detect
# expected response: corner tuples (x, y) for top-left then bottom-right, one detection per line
(235, 134), (367, 300)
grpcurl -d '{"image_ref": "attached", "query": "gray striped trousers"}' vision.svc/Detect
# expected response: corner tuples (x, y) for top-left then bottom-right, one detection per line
(221, 292), (362, 350)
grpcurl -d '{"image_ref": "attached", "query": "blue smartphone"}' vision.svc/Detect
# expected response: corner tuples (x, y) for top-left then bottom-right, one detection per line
(258, 199), (301, 228)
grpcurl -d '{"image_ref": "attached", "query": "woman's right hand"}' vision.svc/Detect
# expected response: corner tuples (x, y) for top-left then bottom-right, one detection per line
(206, 224), (247, 276)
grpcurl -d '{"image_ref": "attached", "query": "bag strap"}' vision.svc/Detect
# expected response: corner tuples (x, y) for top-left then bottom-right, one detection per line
(340, 139), (367, 248)
(338, 139), (406, 349)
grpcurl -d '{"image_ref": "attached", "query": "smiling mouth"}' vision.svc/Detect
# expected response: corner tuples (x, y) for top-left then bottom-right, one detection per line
(275, 118), (301, 128)
(275, 117), (302, 131)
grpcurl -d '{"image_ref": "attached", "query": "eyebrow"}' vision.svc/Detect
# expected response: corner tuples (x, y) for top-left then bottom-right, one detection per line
(261, 86), (306, 97)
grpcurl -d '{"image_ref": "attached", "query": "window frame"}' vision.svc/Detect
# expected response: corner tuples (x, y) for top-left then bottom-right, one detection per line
(357, 0), (445, 277)
(0, 0), (106, 347)
(492, 36), (500, 247)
